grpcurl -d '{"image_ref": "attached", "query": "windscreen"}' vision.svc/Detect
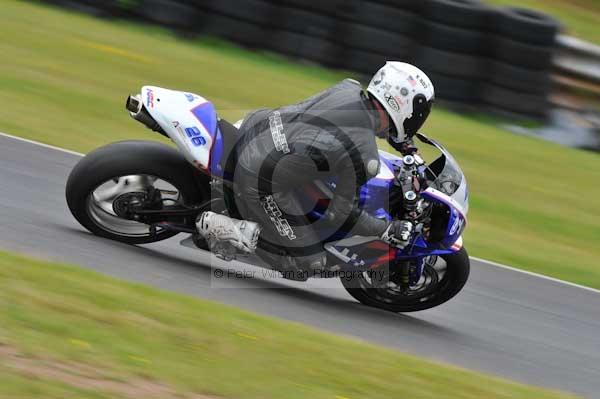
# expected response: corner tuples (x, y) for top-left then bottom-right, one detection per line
(418, 134), (469, 215)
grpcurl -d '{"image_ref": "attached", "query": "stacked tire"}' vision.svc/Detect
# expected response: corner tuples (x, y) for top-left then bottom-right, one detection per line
(44, 0), (563, 121)
(42, 0), (134, 18)
(416, 0), (493, 105)
(134, 0), (204, 32)
(196, 0), (278, 47)
(265, 0), (355, 67)
(342, 0), (419, 75)
(484, 8), (560, 119)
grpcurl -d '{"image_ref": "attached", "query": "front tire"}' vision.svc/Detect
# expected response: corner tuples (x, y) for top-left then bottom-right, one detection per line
(66, 140), (209, 244)
(341, 247), (470, 312)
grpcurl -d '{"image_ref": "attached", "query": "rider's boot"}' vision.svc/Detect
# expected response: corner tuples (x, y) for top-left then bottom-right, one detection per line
(196, 211), (261, 258)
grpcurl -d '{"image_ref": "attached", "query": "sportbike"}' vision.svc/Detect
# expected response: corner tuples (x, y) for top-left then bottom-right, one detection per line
(66, 86), (470, 312)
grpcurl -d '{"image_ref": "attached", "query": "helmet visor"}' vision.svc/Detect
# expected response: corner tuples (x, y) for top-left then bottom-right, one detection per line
(403, 95), (433, 138)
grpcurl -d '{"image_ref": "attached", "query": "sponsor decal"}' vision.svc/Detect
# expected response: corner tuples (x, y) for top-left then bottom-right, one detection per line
(384, 93), (400, 112)
(269, 111), (290, 154)
(172, 121), (180, 128)
(184, 93), (195, 102)
(184, 126), (207, 147)
(328, 246), (366, 267)
(449, 214), (464, 236)
(417, 75), (429, 89)
(400, 87), (409, 96)
(373, 70), (385, 86)
(262, 195), (296, 240)
(408, 76), (417, 88)
(146, 89), (155, 108)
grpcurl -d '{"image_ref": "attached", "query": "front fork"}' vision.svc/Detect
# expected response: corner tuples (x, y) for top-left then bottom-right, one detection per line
(396, 257), (426, 290)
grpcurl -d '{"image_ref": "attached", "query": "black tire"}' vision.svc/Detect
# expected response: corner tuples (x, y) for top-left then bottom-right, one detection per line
(203, 15), (267, 47)
(275, 7), (339, 39)
(268, 30), (304, 56)
(269, 31), (345, 66)
(138, 0), (200, 29)
(341, 247), (470, 312)
(342, 23), (414, 56)
(45, 0), (128, 17)
(428, 72), (481, 102)
(277, 0), (356, 16)
(422, 20), (486, 55)
(415, 46), (488, 79)
(348, 2), (418, 35)
(489, 60), (551, 95)
(482, 83), (550, 118)
(66, 141), (209, 245)
(426, 0), (494, 30)
(204, 0), (275, 26)
(492, 35), (554, 70)
(347, 49), (397, 74)
(370, 0), (425, 13)
(494, 7), (560, 46)
(296, 36), (346, 67)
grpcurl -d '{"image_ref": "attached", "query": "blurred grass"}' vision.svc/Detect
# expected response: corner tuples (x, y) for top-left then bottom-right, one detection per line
(485, 0), (600, 43)
(1, 0), (600, 288)
(0, 250), (579, 399)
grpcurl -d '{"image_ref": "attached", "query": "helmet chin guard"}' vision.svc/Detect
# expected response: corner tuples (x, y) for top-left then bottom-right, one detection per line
(367, 62), (435, 143)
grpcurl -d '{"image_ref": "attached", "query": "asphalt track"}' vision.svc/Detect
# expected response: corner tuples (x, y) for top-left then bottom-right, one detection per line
(1, 133), (599, 397)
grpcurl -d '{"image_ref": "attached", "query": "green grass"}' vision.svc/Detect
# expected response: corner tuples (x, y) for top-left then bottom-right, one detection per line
(1, 1), (600, 289)
(0, 250), (579, 399)
(485, 0), (600, 43)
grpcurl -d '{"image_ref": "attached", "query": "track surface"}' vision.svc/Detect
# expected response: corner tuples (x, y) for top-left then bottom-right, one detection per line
(1, 134), (599, 397)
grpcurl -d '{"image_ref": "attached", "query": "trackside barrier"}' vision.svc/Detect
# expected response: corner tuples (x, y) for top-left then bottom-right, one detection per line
(38, 0), (600, 121)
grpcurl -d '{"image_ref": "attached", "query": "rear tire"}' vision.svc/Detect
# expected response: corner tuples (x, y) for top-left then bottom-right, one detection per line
(341, 247), (470, 312)
(66, 141), (209, 245)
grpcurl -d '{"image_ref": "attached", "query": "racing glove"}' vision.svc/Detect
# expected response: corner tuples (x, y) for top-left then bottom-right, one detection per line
(381, 220), (414, 249)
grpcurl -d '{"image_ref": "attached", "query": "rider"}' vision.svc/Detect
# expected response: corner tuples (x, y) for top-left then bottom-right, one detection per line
(197, 62), (435, 278)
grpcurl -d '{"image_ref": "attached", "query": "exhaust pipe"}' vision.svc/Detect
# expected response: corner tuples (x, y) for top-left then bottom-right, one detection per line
(126, 94), (143, 113)
(125, 95), (167, 137)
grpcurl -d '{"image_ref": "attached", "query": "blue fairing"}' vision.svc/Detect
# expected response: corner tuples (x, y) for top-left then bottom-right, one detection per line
(190, 101), (224, 176)
(299, 148), (467, 271)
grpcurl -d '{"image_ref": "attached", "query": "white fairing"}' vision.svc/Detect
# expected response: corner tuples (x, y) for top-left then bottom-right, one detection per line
(142, 86), (213, 170)
(423, 187), (468, 219)
(375, 155), (395, 180)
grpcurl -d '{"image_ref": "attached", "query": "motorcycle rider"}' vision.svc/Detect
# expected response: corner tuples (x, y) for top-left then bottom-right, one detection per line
(197, 62), (435, 279)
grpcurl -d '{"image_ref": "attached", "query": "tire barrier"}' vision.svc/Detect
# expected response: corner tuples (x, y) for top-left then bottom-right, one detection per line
(202, 0), (274, 27)
(202, 14), (268, 48)
(415, 0), (491, 115)
(494, 7), (560, 46)
(425, 0), (494, 30)
(138, 0), (201, 30)
(486, 6), (560, 118)
(482, 83), (550, 119)
(40, 0), (562, 120)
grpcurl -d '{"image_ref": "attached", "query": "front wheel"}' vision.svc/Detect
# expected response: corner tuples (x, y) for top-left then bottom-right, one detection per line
(66, 140), (209, 245)
(340, 247), (470, 312)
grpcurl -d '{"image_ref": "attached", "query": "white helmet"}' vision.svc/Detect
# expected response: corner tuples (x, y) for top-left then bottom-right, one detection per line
(367, 62), (435, 144)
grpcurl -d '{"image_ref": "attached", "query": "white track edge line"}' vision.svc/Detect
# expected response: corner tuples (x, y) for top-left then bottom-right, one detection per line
(471, 257), (600, 294)
(0, 131), (84, 156)
(2, 131), (599, 295)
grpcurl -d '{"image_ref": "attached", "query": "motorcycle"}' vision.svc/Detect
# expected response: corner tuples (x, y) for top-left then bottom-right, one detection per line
(66, 86), (470, 313)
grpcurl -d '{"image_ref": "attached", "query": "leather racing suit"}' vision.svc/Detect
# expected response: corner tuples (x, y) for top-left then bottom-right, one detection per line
(229, 79), (389, 272)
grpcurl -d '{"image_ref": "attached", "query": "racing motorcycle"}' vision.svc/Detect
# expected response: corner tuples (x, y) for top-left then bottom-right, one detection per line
(66, 86), (470, 313)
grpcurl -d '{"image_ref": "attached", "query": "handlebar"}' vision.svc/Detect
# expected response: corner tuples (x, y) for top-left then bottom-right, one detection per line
(397, 154), (424, 214)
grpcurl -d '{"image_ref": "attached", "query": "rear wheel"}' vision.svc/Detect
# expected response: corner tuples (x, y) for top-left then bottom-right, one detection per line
(341, 247), (470, 312)
(66, 141), (209, 244)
